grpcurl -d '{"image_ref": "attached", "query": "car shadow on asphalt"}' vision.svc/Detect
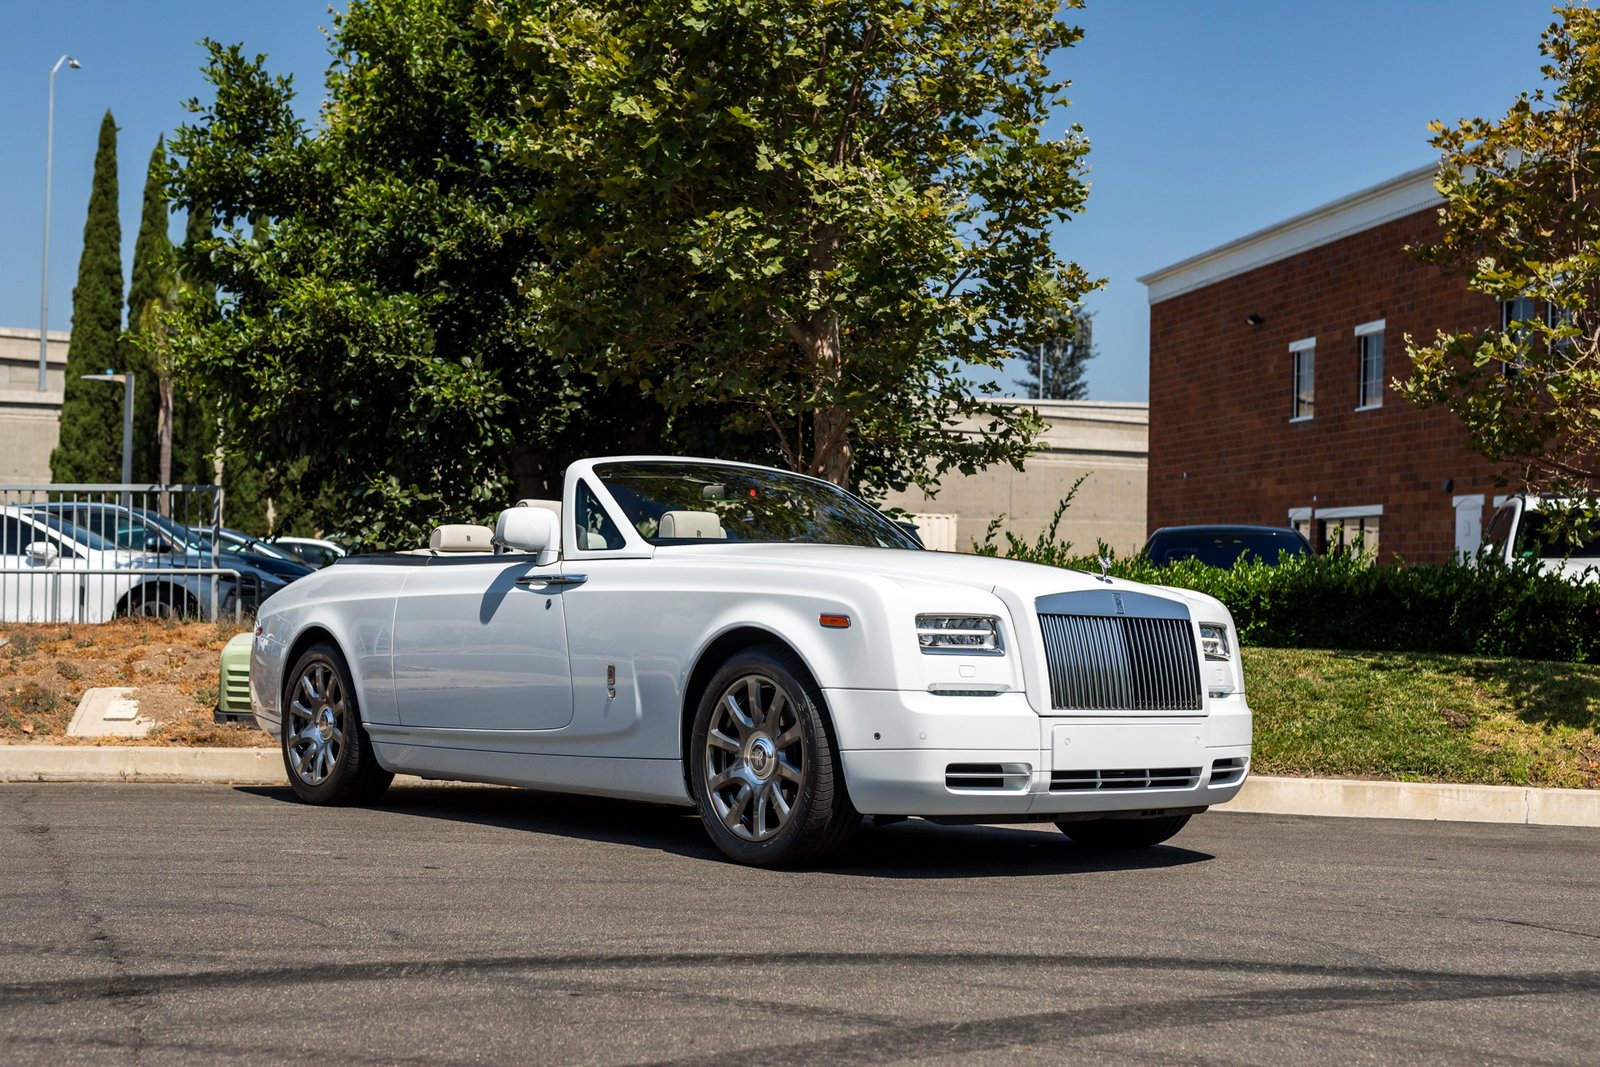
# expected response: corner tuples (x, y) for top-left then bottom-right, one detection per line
(237, 783), (1214, 877)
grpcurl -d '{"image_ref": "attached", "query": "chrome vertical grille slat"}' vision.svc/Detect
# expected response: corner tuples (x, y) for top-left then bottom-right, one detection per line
(1040, 613), (1202, 711)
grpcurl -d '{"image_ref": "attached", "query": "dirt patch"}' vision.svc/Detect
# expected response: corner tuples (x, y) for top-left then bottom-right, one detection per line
(0, 619), (272, 747)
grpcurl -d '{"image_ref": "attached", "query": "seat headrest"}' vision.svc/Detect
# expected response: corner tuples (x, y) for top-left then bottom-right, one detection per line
(658, 510), (725, 539)
(517, 498), (562, 520)
(429, 523), (495, 552)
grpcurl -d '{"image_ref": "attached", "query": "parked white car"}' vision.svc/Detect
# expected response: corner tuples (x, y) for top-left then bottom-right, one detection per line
(1481, 495), (1600, 581)
(249, 457), (1252, 866)
(0, 507), (144, 622)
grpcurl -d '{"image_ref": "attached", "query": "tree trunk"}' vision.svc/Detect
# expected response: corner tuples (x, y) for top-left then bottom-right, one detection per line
(807, 310), (852, 485)
(157, 373), (173, 516)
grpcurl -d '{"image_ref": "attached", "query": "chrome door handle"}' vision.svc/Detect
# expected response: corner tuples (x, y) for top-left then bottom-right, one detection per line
(514, 573), (588, 588)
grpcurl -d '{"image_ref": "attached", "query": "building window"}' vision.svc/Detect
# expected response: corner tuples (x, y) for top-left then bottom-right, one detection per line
(1287, 504), (1383, 557)
(1290, 337), (1315, 421)
(1355, 319), (1385, 410)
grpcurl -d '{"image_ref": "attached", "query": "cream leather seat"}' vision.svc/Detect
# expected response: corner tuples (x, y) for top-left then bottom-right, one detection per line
(658, 510), (725, 539)
(428, 524), (496, 552)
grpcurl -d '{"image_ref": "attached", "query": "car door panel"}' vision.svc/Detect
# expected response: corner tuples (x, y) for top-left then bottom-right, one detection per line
(391, 557), (575, 732)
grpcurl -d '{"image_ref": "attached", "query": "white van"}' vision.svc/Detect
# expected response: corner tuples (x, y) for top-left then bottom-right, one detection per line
(1481, 495), (1600, 581)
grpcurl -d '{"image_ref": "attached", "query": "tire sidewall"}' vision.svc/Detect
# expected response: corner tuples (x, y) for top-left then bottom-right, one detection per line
(689, 648), (829, 865)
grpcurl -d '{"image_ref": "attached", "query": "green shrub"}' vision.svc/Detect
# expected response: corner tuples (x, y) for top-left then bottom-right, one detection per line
(980, 522), (1600, 661)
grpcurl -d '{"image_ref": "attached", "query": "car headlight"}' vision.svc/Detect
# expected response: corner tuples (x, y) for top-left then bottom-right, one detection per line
(1198, 623), (1231, 661)
(916, 615), (1003, 654)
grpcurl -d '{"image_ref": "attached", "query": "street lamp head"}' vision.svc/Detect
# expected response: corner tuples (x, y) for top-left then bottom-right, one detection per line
(68, 58), (81, 69)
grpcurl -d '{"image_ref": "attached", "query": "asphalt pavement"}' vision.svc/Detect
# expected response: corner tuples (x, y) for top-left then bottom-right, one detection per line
(2, 783), (1597, 1065)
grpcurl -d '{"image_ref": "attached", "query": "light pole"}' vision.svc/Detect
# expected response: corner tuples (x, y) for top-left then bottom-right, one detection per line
(39, 53), (81, 392)
(82, 370), (134, 486)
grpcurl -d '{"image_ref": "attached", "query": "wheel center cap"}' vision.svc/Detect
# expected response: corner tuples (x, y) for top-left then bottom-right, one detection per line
(746, 735), (776, 780)
(317, 707), (335, 742)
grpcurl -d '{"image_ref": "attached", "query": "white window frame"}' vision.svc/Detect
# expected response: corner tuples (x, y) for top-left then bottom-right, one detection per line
(1289, 337), (1315, 422)
(1286, 504), (1384, 554)
(1354, 318), (1385, 411)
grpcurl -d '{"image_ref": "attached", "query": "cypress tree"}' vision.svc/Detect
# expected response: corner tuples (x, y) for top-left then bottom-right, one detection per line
(51, 110), (124, 483)
(125, 136), (173, 483)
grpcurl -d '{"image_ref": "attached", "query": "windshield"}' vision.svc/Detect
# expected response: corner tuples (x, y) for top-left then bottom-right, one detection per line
(32, 513), (119, 553)
(594, 461), (921, 549)
(132, 508), (211, 553)
(1515, 508), (1600, 559)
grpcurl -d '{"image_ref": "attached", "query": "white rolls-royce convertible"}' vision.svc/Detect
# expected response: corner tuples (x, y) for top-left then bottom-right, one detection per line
(250, 457), (1251, 866)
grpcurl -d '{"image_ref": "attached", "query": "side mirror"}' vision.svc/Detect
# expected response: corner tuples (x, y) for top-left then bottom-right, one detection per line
(495, 507), (559, 564)
(25, 541), (60, 567)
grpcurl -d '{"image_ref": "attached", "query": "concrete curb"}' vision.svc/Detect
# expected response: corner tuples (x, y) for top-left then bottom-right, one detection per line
(1220, 775), (1600, 829)
(2, 747), (1598, 828)
(0, 745), (281, 784)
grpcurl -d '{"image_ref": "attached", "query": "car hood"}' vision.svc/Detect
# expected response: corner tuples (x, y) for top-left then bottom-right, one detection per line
(652, 543), (1152, 600)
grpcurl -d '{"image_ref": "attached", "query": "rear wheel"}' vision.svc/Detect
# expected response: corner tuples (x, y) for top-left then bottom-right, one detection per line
(1056, 813), (1191, 849)
(281, 642), (393, 805)
(119, 584), (196, 619)
(690, 646), (857, 866)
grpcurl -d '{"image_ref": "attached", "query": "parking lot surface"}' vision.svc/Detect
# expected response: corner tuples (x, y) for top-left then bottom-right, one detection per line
(2, 783), (1597, 1064)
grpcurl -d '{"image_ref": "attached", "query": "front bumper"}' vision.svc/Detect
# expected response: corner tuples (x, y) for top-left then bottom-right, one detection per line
(827, 688), (1251, 818)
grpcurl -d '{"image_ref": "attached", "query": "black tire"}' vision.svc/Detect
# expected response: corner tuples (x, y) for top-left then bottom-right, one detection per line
(1057, 813), (1191, 849)
(120, 584), (195, 620)
(689, 645), (857, 866)
(281, 642), (393, 805)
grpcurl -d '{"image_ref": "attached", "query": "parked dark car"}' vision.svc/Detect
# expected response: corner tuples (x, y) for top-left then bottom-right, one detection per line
(192, 528), (317, 583)
(1142, 524), (1313, 568)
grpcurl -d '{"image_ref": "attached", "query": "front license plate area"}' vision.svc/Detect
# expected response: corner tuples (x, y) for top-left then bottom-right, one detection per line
(1051, 724), (1206, 771)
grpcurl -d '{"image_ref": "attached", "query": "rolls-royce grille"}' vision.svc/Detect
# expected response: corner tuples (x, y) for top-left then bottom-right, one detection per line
(1051, 767), (1200, 792)
(1040, 614), (1202, 711)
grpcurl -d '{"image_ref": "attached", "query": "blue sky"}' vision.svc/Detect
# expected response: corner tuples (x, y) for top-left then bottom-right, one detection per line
(0, 1), (1565, 401)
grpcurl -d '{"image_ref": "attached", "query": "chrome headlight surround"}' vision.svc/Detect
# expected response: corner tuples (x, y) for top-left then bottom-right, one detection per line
(916, 614), (1004, 655)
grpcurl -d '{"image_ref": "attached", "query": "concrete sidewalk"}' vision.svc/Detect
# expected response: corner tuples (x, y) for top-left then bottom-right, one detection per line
(2, 745), (1598, 828)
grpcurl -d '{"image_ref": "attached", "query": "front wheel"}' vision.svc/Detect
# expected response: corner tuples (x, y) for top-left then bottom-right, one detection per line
(281, 642), (393, 805)
(689, 646), (857, 866)
(1056, 813), (1191, 849)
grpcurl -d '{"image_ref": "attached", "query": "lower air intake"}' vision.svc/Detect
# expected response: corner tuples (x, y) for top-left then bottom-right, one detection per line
(945, 763), (1031, 791)
(1209, 757), (1248, 785)
(1050, 767), (1200, 792)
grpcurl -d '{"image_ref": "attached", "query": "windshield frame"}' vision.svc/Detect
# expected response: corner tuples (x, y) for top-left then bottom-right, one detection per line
(589, 459), (922, 552)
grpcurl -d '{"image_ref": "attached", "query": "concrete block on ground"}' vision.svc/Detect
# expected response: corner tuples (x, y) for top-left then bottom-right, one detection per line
(67, 688), (154, 739)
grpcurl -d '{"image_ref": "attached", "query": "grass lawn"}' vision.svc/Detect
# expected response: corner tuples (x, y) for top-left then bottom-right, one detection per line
(1245, 647), (1600, 789)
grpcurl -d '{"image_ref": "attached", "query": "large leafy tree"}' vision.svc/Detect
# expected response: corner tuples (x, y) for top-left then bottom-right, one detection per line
(168, 0), (667, 546)
(52, 111), (125, 484)
(480, 0), (1094, 494)
(1401, 4), (1600, 496)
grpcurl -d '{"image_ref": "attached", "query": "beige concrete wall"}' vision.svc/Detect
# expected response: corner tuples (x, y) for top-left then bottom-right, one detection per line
(0, 327), (69, 483)
(880, 400), (1148, 556)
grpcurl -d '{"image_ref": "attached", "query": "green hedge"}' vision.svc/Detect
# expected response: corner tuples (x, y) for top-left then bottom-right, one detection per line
(977, 530), (1600, 661)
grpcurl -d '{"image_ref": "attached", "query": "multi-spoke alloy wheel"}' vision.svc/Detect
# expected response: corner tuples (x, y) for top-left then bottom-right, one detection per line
(280, 643), (393, 805)
(690, 646), (857, 866)
(287, 660), (346, 787)
(704, 673), (805, 842)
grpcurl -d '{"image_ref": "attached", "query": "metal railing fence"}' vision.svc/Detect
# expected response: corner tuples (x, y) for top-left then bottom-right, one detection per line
(0, 483), (253, 624)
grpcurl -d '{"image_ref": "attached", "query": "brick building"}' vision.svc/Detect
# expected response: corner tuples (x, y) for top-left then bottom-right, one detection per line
(1138, 164), (1508, 564)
